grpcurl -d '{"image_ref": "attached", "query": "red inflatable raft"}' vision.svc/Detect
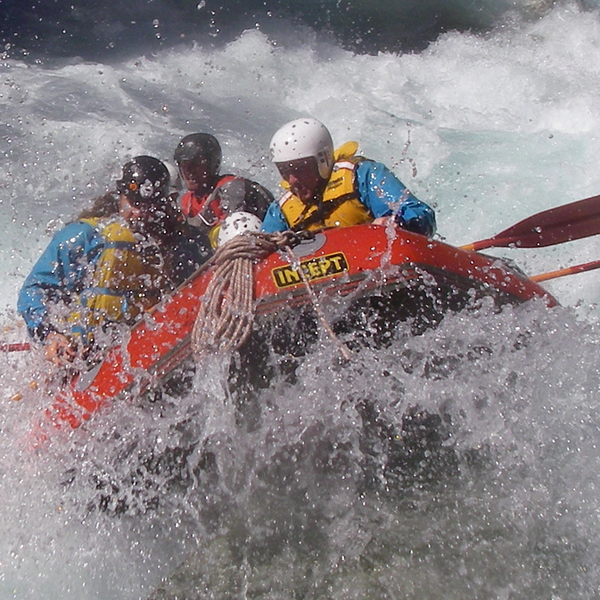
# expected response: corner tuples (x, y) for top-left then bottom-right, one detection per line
(37, 224), (557, 434)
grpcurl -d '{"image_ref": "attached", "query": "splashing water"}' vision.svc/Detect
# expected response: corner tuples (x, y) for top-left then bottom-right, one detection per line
(1, 3), (600, 598)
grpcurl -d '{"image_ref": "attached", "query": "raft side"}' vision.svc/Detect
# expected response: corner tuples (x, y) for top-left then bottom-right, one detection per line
(42, 224), (557, 432)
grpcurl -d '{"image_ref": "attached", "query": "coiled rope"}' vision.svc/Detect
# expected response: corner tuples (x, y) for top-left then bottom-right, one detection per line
(191, 230), (353, 361)
(191, 231), (303, 358)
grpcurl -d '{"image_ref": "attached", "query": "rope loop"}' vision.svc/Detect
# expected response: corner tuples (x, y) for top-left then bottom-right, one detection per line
(191, 231), (307, 358)
(191, 229), (351, 362)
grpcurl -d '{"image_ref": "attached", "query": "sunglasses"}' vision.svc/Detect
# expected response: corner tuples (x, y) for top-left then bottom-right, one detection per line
(276, 157), (319, 181)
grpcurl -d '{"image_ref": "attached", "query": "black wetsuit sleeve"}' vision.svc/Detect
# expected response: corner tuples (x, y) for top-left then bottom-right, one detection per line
(214, 178), (274, 220)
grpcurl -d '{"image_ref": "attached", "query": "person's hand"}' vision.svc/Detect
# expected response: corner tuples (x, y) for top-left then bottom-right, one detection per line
(372, 216), (391, 226)
(44, 332), (77, 366)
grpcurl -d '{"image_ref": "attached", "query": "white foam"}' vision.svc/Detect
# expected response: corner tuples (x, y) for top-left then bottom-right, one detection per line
(2, 7), (600, 598)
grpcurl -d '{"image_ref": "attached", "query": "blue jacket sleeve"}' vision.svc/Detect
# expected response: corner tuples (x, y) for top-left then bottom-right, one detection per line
(17, 221), (102, 340)
(355, 161), (437, 237)
(261, 200), (289, 233)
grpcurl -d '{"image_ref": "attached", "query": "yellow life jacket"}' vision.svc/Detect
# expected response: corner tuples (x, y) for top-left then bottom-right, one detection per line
(78, 217), (165, 328)
(279, 142), (374, 232)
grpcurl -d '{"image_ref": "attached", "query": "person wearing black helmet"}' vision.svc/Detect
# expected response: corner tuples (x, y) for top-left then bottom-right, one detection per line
(173, 133), (274, 248)
(17, 155), (185, 366)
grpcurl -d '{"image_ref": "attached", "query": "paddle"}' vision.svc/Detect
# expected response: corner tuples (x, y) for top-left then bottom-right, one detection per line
(460, 193), (600, 252)
(0, 342), (31, 353)
(530, 259), (600, 283)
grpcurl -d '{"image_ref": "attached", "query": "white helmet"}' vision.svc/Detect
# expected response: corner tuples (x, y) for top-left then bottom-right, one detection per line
(217, 211), (262, 246)
(269, 118), (334, 179)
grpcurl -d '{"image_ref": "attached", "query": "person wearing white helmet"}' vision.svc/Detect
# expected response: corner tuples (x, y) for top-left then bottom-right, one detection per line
(262, 118), (436, 237)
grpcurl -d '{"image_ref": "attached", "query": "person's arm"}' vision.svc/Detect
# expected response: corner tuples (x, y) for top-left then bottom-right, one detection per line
(395, 196), (437, 238)
(163, 223), (212, 286)
(17, 222), (100, 341)
(261, 199), (289, 233)
(238, 179), (274, 220)
(355, 160), (437, 237)
(212, 178), (274, 219)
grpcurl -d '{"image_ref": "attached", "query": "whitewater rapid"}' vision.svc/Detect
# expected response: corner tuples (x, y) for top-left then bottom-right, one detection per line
(1, 3), (600, 599)
(2, 4), (600, 318)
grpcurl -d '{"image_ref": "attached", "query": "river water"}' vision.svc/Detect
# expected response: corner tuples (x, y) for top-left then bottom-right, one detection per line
(1, 1), (600, 598)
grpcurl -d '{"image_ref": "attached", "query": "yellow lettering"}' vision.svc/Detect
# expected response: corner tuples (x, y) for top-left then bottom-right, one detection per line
(319, 257), (331, 275)
(273, 270), (287, 287)
(307, 261), (322, 279)
(329, 255), (344, 271)
(285, 269), (301, 284)
(272, 252), (349, 288)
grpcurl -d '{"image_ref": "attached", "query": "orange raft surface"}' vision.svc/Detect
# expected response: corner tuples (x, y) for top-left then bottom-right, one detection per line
(42, 224), (558, 432)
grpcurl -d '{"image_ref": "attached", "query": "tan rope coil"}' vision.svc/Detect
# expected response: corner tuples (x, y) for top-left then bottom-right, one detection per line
(191, 231), (301, 358)
(191, 230), (353, 362)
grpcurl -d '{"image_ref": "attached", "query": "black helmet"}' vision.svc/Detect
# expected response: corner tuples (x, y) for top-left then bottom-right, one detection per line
(116, 155), (170, 204)
(173, 133), (222, 177)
